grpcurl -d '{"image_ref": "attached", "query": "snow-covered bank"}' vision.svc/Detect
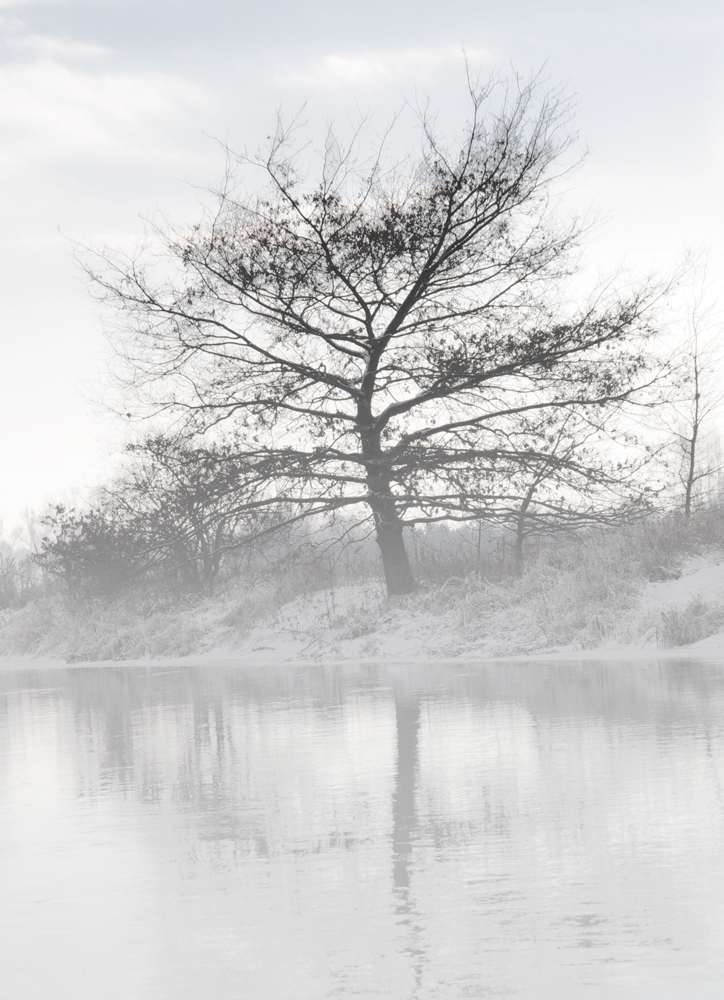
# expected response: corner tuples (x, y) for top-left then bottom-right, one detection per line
(4, 552), (724, 667)
(189, 556), (724, 664)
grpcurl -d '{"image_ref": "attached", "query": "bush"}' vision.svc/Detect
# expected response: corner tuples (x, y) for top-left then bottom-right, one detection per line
(657, 597), (724, 647)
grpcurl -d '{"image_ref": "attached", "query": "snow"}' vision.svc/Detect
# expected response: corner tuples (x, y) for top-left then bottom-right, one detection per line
(6, 557), (724, 670)
(222, 566), (724, 663)
(643, 558), (724, 607)
(5, 551), (724, 669)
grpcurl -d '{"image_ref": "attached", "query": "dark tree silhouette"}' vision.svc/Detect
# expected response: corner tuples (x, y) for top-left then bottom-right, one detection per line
(109, 434), (266, 590)
(86, 76), (669, 595)
(35, 504), (145, 595)
(35, 436), (269, 594)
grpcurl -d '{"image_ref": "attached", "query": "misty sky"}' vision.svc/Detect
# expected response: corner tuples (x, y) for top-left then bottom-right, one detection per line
(1, 0), (723, 531)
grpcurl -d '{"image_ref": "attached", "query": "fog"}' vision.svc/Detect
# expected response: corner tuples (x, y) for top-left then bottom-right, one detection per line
(2, 1), (724, 995)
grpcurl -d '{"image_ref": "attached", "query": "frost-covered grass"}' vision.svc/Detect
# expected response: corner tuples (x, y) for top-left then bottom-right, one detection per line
(2, 512), (724, 663)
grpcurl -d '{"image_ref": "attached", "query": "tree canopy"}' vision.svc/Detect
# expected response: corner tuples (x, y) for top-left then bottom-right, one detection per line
(86, 75), (670, 595)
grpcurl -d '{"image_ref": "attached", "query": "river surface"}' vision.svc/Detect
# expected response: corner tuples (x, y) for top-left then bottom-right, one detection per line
(2, 658), (724, 998)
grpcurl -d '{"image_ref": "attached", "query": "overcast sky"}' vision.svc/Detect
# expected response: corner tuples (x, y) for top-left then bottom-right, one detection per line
(1, 0), (723, 532)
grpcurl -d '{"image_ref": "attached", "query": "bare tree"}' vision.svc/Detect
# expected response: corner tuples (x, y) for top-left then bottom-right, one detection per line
(500, 411), (661, 574)
(109, 434), (267, 589)
(35, 436), (270, 595)
(85, 75), (671, 596)
(664, 281), (724, 516)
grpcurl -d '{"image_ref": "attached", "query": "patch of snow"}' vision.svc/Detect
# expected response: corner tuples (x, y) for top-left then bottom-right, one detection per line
(643, 558), (724, 607)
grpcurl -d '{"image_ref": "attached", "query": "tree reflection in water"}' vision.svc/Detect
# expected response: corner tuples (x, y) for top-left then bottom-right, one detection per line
(392, 689), (420, 893)
(391, 686), (426, 995)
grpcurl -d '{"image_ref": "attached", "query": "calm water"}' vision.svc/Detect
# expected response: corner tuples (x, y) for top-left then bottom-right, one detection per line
(2, 658), (724, 998)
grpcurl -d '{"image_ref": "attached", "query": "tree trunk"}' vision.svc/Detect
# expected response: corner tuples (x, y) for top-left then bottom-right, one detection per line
(362, 432), (415, 596)
(368, 492), (415, 595)
(514, 488), (535, 577)
(684, 362), (701, 518)
(684, 424), (699, 518)
(514, 516), (525, 576)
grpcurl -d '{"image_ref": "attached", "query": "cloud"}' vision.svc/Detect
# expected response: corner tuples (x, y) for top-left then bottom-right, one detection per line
(0, 14), (216, 177)
(275, 46), (492, 93)
(0, 0), (74, 6)
(0, 53), (212, 175)
(8, 30), (109, 59)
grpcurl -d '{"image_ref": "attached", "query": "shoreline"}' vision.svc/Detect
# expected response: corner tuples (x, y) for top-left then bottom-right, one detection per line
(3, 639), (724, 672)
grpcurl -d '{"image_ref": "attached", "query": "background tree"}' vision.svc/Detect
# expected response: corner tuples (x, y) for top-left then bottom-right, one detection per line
(86, 75), (672, 596)
(35, 436), (270, 595)
(502, 411), (661, 574)
(425, 401), (663, 575)
(35, 503), (145, 596)
(110, 434), (268, 590)
(665, 286), (724, 517)
(0, 535), (38, 609)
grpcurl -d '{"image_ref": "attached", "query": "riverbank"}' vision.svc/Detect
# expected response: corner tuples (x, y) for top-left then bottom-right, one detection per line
(3, 549), (724, 667)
